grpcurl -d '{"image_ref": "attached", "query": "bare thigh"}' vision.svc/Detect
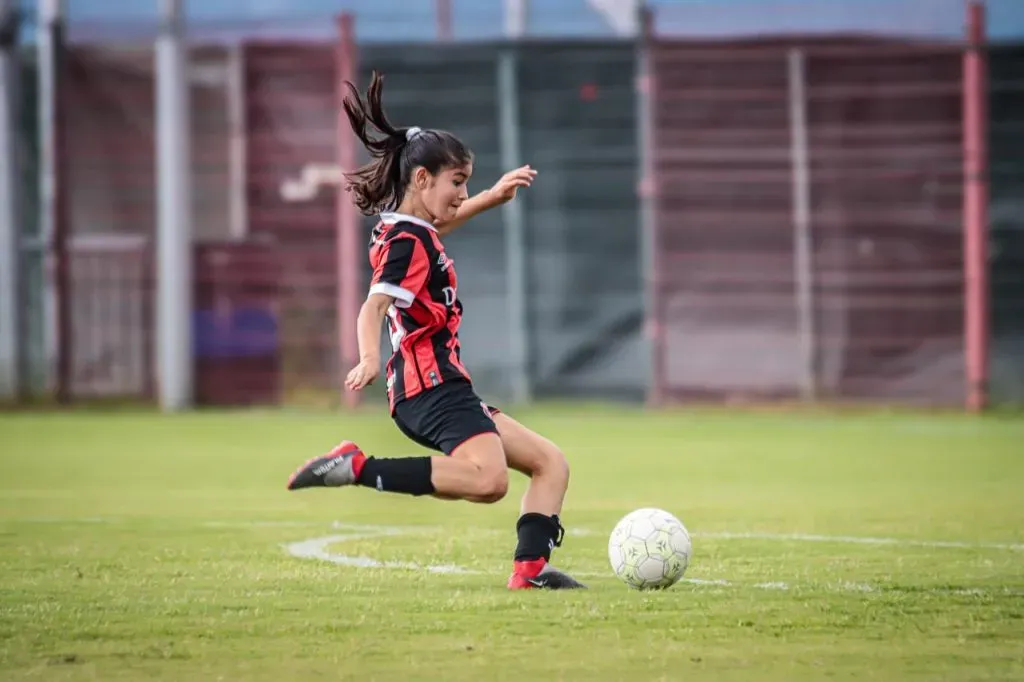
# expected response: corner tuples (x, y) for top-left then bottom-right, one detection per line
(492, 413), (570, 515)
(443, 432), (509, 503)
(492, 412), (566, 477)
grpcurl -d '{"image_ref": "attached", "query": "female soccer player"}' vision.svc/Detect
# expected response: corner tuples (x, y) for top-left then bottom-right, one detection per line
(286, 71), (585, 590)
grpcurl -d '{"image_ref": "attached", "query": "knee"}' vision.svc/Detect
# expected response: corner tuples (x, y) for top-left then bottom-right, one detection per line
(553, 447), (570, 483)
(537, 443), (570, 484)
(475, 468), (509, 503)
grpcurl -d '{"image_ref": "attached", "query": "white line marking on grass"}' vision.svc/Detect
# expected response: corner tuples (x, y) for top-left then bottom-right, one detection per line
(204, 521), (326, 528)
(19, 517), (109, 524)
(696, 531), (1024, 552)
(282, 525), (795, 591)
(211, 520), (1024, 553)
(282, 524), (1022, 596)
(837, 582), (875, 593)
(568, 528), (597, 537)
(567, 570), (731, 587)
(753, 581), (791, 590)
(283, 530), (477, 575)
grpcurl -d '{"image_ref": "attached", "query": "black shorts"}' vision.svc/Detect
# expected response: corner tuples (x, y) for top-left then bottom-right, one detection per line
(393, 379), (501, 455)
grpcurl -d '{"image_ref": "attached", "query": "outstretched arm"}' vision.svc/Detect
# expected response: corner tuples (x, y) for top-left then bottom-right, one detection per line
(435, 165), (537, 236)
(344, 293), (390, 391)
(435, 189), (503, 236)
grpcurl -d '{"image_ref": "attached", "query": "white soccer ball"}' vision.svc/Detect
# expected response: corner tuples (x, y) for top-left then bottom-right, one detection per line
(608, 507), (692, 590)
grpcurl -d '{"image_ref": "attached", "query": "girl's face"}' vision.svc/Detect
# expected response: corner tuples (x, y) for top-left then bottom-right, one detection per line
(416, 163), (472, 223)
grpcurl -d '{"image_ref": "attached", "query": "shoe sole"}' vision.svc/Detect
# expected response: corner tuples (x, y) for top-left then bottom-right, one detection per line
(286, 441), (360, 490)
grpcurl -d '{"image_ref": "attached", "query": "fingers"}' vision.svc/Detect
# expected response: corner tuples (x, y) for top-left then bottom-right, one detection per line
(508, 165), (537, 182)
(346, 375), (371, 391)
(491, 164), (537, 202)
(498, 166), (536, 194)
(344, 372), (359, 391)
(344, 364), (377, 391)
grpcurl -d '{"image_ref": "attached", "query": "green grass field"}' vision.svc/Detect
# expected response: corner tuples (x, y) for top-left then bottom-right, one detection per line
(1, 406), (1023, 681)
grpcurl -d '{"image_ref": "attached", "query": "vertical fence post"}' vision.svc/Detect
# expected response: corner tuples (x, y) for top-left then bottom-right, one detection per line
(226, 43), (248, 241)
(336, 14), (361, 409)
(436, 0), (452, 41)
(0, 0), (20, 399)
(155, 0), (193, 411)
(52, 2), (70, 404)
(962, 0), (989, 412)
(637, 7), (662, 405)
(497, 42), (530, 404)
(787, 48), (816, 402)
(37, 0), (67, 401)
(503, 0), (528, 36)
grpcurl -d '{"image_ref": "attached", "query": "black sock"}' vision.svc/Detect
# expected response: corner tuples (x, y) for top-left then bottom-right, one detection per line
(514, 513), (565, 562)
(356, 456), (435, 496)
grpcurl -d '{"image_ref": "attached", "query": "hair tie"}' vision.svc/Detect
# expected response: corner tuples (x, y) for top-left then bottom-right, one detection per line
(405, 127), (423, 142)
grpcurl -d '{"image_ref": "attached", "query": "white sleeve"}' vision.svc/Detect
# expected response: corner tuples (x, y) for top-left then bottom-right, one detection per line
(368, 282), (415, 309)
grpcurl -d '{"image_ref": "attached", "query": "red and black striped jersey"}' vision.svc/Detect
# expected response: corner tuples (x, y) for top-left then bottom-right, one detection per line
(368, 212), (471, 412)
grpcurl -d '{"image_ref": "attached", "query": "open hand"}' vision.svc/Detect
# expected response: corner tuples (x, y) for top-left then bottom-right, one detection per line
(489, 165), (537, 204)
(345, 358), (380, 391)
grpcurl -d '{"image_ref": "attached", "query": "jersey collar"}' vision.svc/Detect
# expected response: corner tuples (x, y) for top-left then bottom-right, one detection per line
(380, 212), (438, 232)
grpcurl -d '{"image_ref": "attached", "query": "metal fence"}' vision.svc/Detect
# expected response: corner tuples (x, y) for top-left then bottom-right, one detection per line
(646, 36), (967, 405)
(2, 0), (1018, 410)
(353, 41), (641, 402)
(989, 43), (1024, 404)
(9, 26), (641, 407)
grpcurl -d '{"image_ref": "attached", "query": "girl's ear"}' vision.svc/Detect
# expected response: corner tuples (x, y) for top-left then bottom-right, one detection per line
(412, 166), (431, 190)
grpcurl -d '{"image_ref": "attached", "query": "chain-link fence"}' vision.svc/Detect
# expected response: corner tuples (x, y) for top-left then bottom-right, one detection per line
(3, 0), (1019, 410)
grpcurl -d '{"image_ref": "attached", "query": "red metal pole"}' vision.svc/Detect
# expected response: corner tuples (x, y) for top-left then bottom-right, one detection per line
(336, 13), (361, 409)
(436, 0), (452, 41)
(962, 0), (989, 413)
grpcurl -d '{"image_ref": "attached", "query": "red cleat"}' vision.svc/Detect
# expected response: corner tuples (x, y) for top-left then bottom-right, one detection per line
(286, 441), (365, 490)
(507, 558), (586, 590)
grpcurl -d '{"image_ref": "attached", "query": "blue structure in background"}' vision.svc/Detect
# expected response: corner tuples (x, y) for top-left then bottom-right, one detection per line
(193, 307), (277, 361)
(13, 0), (1024, 42)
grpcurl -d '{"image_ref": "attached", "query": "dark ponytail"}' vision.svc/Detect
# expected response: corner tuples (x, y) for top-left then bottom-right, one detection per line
(341, 71), (474, 216)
